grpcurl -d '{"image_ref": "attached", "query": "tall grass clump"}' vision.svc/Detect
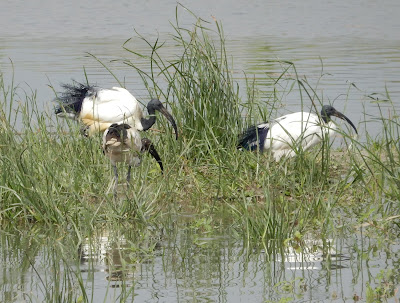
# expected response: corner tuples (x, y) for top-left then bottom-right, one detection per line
(0, 73), (163, 231)
(349, 101), (400, 215)
(116, 8), (374, 247)
(2, 11), (400, 302)
(2, 7), (399, 254)
(0, 78), (96, 225)
(122, 6), (256, 162)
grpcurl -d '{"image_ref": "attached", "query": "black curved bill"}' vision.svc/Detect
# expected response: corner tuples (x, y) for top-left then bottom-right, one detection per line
(158, 106), (178, 140)
(141, 138), (164, 173)
(334, 111), (358, 134)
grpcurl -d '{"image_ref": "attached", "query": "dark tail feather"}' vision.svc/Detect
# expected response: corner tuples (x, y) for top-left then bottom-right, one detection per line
(141, 138), (164, 173)
(237, 124), (269, 152)
(54, 81), (97, 115)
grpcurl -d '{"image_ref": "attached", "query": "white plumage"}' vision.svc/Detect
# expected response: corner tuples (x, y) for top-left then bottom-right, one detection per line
(54, 82), (169, 198)
(55, 82), (178, 138)
(238, 105), (358, 161)
(81, 87), (144, 134)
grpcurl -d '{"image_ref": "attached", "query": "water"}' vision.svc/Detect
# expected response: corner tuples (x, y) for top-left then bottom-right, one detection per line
(1, 221), (399, 302)
(1, 1), (400, 302)
(1, 0), (400, 136)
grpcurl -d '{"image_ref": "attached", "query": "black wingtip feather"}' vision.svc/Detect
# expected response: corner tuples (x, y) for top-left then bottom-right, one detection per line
(54, 81), (97, 114)
(237, 124), (269, 152)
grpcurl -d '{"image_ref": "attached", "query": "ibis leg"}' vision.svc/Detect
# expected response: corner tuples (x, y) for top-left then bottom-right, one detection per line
(127, 165), (132, 185)
(113, 164), (118, 198)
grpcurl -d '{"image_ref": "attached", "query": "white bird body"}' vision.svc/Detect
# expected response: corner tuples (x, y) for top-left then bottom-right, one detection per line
(55, 82), (178, 138)
(79, 87), (145, 135)
(264, 111), (337, 161)
(238, 105), (357, 161)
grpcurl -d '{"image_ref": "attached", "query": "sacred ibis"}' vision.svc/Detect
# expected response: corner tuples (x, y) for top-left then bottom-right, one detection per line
(54, 81), (178, 138)
(102, 123), (163, 197)
(238, 105), (358, 161)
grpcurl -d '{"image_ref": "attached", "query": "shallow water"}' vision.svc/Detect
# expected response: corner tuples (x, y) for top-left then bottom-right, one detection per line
(1, 0), (400, 137)
(1, 1), (400, 302)
(1, 219), (399, 302)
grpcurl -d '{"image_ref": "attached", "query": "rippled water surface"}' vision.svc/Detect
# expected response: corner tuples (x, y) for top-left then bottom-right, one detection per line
(1, 219), (399, 302)
(1, 1), (400, 302)
(1, 0), (400, 135)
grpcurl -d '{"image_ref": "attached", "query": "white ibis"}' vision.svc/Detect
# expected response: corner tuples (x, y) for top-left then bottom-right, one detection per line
(238, 105), (358, 161)
(54, 82), (178, 138)
(102, 123), (163, 197)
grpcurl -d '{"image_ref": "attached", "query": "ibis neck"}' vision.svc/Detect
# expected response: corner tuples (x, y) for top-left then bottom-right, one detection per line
(140, 113), (156, 131)
(321, 113), (330, 124)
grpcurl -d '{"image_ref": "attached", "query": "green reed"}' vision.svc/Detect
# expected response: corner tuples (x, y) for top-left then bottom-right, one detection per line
(1, 6), (400, 260)
(122, 6), (260, 162)
(1, 9), (400, 302)
(0, 75), (163, 232)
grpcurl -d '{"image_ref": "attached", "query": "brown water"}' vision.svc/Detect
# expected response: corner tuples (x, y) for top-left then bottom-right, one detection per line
(1, 1), (400, 302)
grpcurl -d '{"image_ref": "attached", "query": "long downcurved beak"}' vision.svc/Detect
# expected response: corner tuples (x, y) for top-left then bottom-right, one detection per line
(158, 106), (178, 140)
(333, 111), (358, 134)
(141, 138), (164, 173)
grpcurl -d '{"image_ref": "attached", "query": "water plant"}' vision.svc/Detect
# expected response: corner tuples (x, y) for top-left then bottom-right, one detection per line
(1, 6), (400, 302)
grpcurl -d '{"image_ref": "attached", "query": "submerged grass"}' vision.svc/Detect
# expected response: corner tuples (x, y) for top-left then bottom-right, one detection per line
(1, 6), (400, 301)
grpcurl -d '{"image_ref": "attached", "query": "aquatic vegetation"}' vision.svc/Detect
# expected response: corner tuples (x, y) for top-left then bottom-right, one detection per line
(1, 6), (400, 302)
(1, 5), (399, 247)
